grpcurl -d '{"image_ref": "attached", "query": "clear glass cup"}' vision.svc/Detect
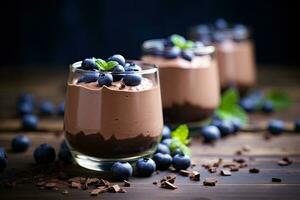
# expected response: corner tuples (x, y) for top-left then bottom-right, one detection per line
(189, 24), (256, 95)
(142, 40), (220, 127)
(64, 60), (163, 171)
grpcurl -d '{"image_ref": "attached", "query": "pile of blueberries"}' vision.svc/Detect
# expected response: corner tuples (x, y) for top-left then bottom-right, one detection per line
(200, 116), (300, 143)
(143, 35), (195, 62)
(78, 54), (142, 87)
(239, 90), (275, 113)
(111, 126), (191, 181)
(17, 93), (65, 131)
(0, 136), (73, 172)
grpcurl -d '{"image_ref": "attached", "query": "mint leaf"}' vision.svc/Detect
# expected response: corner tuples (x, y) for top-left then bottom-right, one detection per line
(183, 40), (195, 49)
(106, 61), (118, 71)
(169, 138), (191, 157)
(171, 124), (189, 145)
(216, 88), (248, 125)
(170, 34), (186, 49)
(95, 59), (107, 71)
(266, 90), (291, 111)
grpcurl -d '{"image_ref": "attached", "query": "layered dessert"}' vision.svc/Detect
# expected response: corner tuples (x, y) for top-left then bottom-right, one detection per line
(64, 55), (163, 159)
(142, 35), (220, 124)
(188, 20), (256, 94)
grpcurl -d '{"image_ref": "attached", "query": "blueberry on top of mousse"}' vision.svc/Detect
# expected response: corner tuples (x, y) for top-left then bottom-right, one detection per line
(125, 63), (142, 72)
(77, 72), (99, 84)
(123, 74), (142, 86)
(215, 18), (228, 30)
(81, 58), (98, 70)
(107, 54), (126, 67)
(262, 100), (274, 113)
(112, 64), (125, 82)
(98, 73), (113, 87)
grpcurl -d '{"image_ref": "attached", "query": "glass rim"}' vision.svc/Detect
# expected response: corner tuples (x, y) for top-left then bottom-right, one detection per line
(70, 60), (158, 75)
(142, 39), (215, 55)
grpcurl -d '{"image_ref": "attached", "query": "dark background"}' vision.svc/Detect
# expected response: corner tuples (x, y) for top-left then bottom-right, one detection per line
(0, 0), (299, 68)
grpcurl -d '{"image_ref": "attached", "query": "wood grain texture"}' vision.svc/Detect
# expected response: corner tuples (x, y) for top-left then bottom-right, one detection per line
(0, 67), (300, 200)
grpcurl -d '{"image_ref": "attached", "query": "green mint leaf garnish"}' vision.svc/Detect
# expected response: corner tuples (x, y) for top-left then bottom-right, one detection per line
(168, 124), (191, 157)
(216, 88), (248, 125)
(95, 59), (107, 71)
(266, 90), (291, 111)
(170, 34), (186, 49)
(106, 61), (118, 71)
(171, 124), (190, 145)
(182, 40), (195, 49)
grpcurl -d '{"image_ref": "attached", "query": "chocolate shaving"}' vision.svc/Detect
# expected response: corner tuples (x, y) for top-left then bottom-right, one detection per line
(69, 181), (82, 189)
(203, 178), (217, 186)
(272, 178), (282, 183)
(239, 163), (248, 168)
(230, 166), (239, 172)
(108, 184), (122, 193)
(220, 169), (231, 176)
(160, 174), (176, 184)
(208, 167), (217, 173)
(35, 181), (45, 187)
(61, 190), (69, 195)
(45, 182), (56, 189)
(179, 170), (191, 177)
(90, 189), (102, 196)
(249, 168), (260, 173)
(123, 180), (131, 187)
(233, 158), (246, 164)
(189, 171), (200, 181)
(160, 181), (177, 190)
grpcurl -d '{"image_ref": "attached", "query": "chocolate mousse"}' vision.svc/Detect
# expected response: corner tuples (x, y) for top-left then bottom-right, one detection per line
(64, 57), (163, 160)
(189, 21), (256, 94)
(142, 35), (220, 124)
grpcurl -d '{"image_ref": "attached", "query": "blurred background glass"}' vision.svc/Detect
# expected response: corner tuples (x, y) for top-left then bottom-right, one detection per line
(0, 0), (298, 68)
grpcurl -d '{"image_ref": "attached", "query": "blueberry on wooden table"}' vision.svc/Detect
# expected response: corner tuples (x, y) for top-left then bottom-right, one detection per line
(216, 120), (234, 137)
(201, 125), (221, 143)
(111, 161), (133, 181)
(268, 119), (284, 135)
(135, 158), (156, 177)
(39, 101), (54, 116)
(33, 144), (56, 164)
(0, 148), (8, 172)
(294, 119), (300, 132)
(155, 143), (170, 155)
(172, 154), (191, 171)
(11, 135), (31, 153)
(153, 153), (172, 170)
(57, 102), (65, 116)
(161, 125), (171, 140)
(22, 114), (38, 130)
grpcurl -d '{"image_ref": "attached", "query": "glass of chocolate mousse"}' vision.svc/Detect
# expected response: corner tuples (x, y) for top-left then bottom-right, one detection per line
(141, 35), (220, 126)
(189, 23), (256, 95)
(64, 56), (163, 171)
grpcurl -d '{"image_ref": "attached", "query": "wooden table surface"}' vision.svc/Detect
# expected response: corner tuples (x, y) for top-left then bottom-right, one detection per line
(0, 67), (300, 200)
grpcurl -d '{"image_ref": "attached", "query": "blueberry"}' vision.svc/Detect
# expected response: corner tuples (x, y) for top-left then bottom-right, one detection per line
(18, 102), (33, 116)
(81, 58), (98, 70)
(58, 140), (73, 164)
(156, 143), (170, 155)
(210, 117), (222, 127)
(153, 153), (172, 170)
(231, 118), (242, 133)
(135, 158), (156, 177)
(77, 73), (99, 84)
(201, 125), (221, 143)
(145, 49), (164, 57)
(212, 31), (227, 43)
(171, 148), (184, 157)
(11, 135), (31, 152)
(164, 37), (174, 47)
(112, 64), (125, 82)
(98, 73), (113, 87)
(262, 101), (274, 113)
(239, 98), (256, 113)
(181, 51), (194, 61)
(57, 102), (65, 116)
(217, 120), (234, 137)
(0, 148), (8, 172)
(111, 161), (133, 181)
(161, 138), (172, 147)
(22, 114), (38, 130)
(18, 93), (35, 105)
(164, 47), (180, 59)
(232, 24), (248, 41)
(39, 101), (54, 116)
(107, 54), (126, 67)
(215, 18), (228, 30)
(123, 74), (142, 86)
(33, 144), (56, 164)
(161, 125), (171, 140)
(295, 119), (300, 132)
(172, 154), (191, 171)
(268, 119), (284, 135)
(124, 63), (142, 72)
